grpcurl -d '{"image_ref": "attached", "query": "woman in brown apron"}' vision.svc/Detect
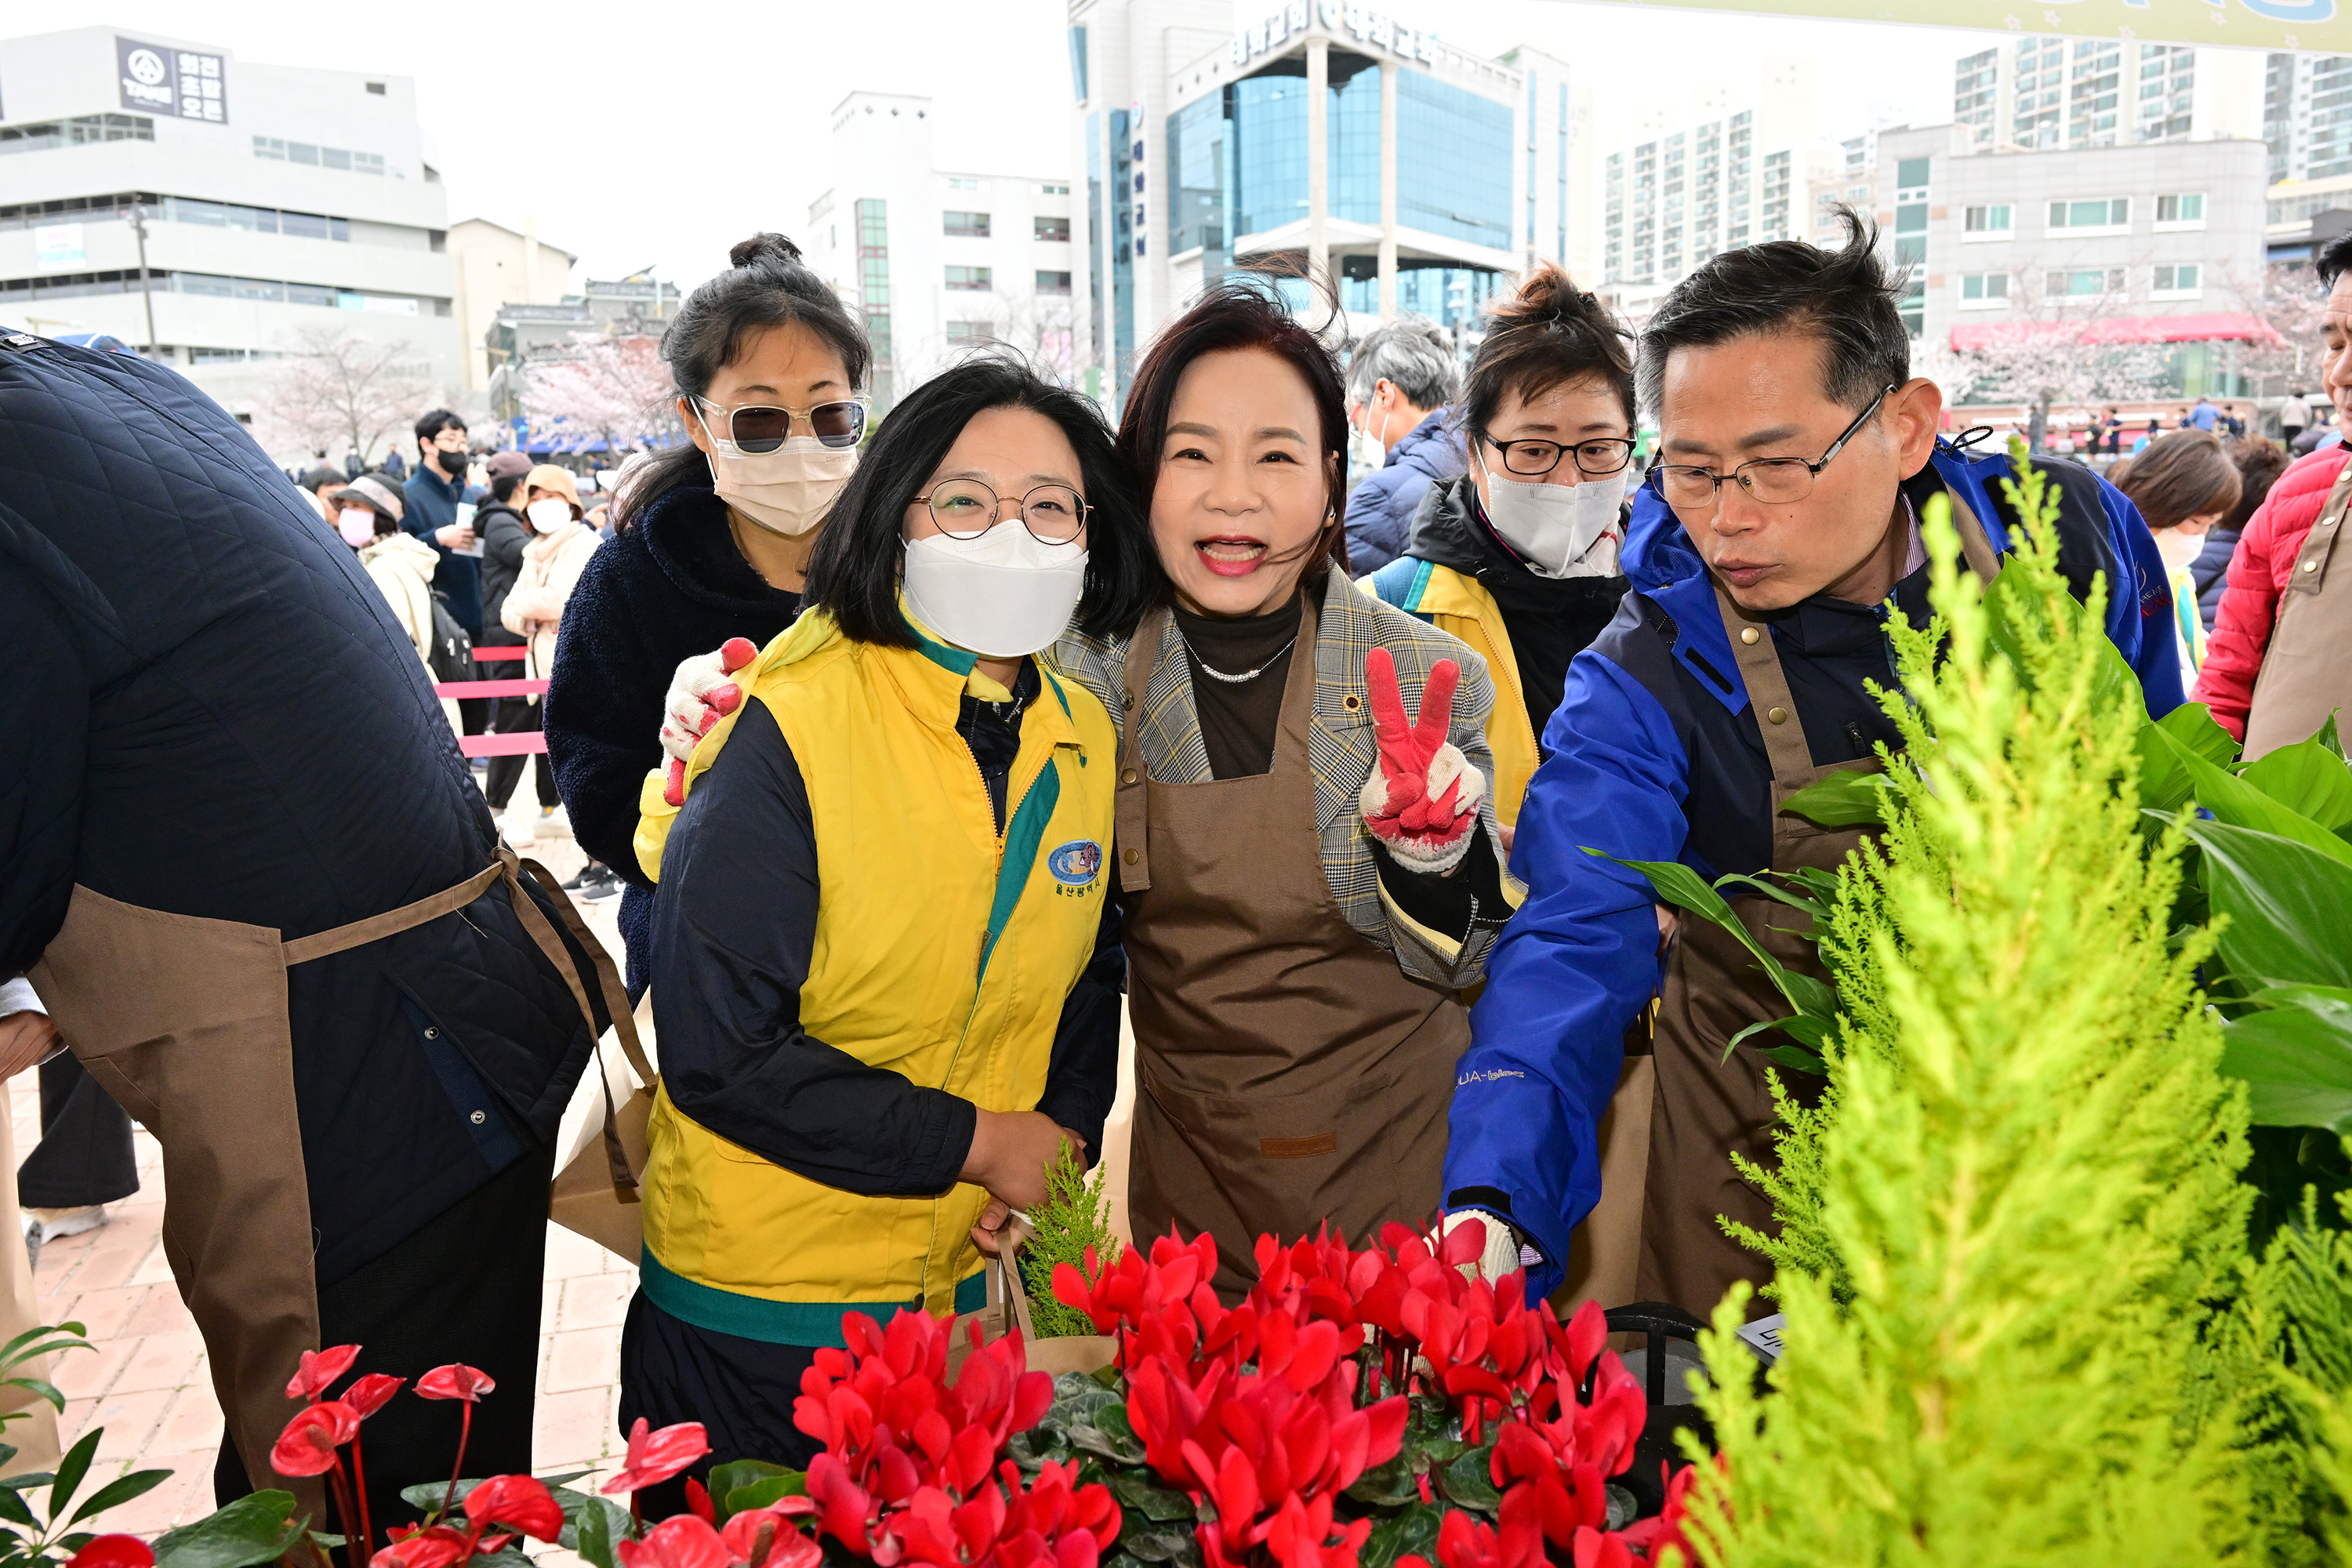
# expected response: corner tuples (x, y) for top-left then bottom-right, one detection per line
(1053, 284), (1521, 1298)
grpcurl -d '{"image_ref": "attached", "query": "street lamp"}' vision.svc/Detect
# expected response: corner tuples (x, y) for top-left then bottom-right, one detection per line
(128, 202), (158, 358)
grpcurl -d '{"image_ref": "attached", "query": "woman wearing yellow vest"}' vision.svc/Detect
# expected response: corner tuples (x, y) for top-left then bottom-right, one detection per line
(621, 355), (1152, 1497)
(1362, 267), (1637, 848)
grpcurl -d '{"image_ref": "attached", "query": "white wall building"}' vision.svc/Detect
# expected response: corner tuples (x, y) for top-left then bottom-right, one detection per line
(1951, 34), (2264, 154)
(447, 216), (575, 393)
(0, 25), (460, 417)
(804, 91), (1075, 413)
(1070, 0), (1586, 405)
(1598, 58), (1835, 321)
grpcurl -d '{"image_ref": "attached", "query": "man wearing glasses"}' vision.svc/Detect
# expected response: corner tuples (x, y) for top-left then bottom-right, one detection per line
(1439, 211), (2182, 1321)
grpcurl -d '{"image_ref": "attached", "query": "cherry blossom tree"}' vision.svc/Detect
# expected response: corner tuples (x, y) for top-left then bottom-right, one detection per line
(254, 325), (434, 469)
(1929, 274), (2176, 448)
(521, 332), (673, 452)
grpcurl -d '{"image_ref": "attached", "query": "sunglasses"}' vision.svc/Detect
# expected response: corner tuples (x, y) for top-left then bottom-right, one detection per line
(691, 394), (867, 453)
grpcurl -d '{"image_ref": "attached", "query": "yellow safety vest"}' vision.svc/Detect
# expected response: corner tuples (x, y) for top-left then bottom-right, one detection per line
(630, 610), (1117, 1343)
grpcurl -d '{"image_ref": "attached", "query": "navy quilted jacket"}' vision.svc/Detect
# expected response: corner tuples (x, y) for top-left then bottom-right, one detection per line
(0, 333), (597, 1284)
(544, 476), (803, 992)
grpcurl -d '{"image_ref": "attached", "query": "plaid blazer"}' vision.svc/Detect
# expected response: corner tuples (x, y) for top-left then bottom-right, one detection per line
(1051, 568), (1520, 988)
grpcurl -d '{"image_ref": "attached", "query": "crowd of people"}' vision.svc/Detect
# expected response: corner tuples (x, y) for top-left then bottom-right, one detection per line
(2, 206), (2348, 1523)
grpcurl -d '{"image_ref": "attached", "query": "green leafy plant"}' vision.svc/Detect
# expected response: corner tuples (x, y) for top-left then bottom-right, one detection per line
(1019, 1139), (1122, 1338)
(1679, 466), (2259, 1562)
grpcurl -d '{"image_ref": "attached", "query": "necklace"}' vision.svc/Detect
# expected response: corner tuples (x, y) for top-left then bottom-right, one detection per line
(1181, 630), (1298, 684)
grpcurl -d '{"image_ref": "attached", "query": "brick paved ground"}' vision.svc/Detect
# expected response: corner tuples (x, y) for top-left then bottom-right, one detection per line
(21, 786), (1137, 1540)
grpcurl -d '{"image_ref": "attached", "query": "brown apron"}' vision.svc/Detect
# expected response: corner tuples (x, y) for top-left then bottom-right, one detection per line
(2243, 457), (2352, 761)
(1635, 499), (1998, 1321)
(27, 846), (628, 1512)
(1116, 599), (1471, 1299)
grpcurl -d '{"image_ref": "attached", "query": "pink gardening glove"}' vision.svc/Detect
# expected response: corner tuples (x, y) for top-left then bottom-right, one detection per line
(660, 637), (757, 806)
(1357, 648), (1485, 874)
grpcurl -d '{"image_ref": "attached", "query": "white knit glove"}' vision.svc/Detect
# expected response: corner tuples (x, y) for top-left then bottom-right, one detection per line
(1439, 1209), (1536, 1285)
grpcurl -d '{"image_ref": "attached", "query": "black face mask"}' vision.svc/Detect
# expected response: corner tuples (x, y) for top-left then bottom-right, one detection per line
(436, 447), (470, 478)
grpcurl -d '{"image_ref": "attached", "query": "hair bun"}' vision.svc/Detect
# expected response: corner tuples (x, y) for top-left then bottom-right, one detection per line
(730, 233), (804, 269)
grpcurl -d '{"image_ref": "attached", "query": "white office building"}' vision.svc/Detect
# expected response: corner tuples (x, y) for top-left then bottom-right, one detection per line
(804, 91), (1075, 413)
(0, 25), (460, 418)
(1069, 0), (1586, 404)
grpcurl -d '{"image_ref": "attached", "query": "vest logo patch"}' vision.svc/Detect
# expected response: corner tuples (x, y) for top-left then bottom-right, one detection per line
(1047, 840), (1104, 888)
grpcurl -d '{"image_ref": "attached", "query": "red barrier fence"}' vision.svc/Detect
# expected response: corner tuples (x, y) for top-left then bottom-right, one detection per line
(441, 645), (550, 759)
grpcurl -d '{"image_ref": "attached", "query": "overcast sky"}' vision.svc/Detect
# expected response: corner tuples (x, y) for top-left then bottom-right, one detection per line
(84, 0), (2003, 289)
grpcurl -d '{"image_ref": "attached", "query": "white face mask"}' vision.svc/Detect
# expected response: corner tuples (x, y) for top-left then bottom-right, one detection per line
(1475, 448), (1628, 578)
(702, 423), (858, 536)
(336, 511), (375, 549)
(902, 518), (1089, 659)
(526, 497), (574, 532)
(1347, 406), (1389, 481)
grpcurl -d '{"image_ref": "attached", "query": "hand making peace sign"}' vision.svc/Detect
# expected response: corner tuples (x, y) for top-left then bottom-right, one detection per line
(1357, 647), (1486, 874)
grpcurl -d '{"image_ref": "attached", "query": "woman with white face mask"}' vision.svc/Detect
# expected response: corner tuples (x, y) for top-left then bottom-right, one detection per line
(1362, 267), (1647, 1312)
(619, 355), (1151, 1501)
(1363, 267), (1638, 851)
(544, 232), (872, 988)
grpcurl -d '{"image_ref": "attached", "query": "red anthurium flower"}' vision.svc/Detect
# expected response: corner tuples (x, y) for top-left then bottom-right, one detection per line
(415, 1363), (495, 1403)
(721, 1505), (823, 1568)
(343, 1373), (406, 1420)
(684, 1478), (715, 1524)
(286, 1345), (362, 1403)
(601, 1417), (713, 1494)
(66, 1537), (154, 1568)
(271, 1400), (360, 1477)
(371, 1525), (473, 1568)
(616, 1515), (734, 1568)
(463, 1474), (564, 1542)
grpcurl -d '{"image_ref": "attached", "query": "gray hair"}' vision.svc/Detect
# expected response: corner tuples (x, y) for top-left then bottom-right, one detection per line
(1345, 317), (1460, 412)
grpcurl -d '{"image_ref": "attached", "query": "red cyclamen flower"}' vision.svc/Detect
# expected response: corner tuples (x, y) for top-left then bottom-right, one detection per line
(286, 1345), (362, 1403)
(601, 1417), (712, 1494)
(415, 1363), (495, 1403)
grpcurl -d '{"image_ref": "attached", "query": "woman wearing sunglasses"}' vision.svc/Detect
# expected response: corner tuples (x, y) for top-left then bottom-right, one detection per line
(621, 354), (1149, 1497)
(546, 232), (872, 983)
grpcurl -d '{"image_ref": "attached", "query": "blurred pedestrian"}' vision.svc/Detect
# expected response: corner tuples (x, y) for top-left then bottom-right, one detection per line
(547, 232), (872, 992)
(499, 466), (600, 855)
(2192, 437), (2290, 634)
(475, 452), (548, 830)
(2201, 230), (2352, 756)
(2110, 430), (2240, 685)
(341, 474), (463, 736)
(298, 464), (348, 518)
(1341, 317), (1465, 574)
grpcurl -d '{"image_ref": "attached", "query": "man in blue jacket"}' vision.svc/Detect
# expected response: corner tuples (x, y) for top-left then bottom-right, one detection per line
(1344, 318), (1465, 574)
(1439, 211), (2182, 1318)
(403, 408), (486, 638)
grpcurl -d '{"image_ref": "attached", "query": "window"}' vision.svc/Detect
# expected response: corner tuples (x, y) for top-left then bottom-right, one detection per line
(1896, 156), (1930, 194)
(1959, 272), (2009, 306)
(365, 82), (385, 95)
(1964, 204), (2013, 237)
(1041, 183), (1069, 194)
(2048, 197), (2129, 230)
(2154, 192), (2205, 228)
(1034, 216), (1070, 242)
(2154, 262), (2201, 295)
(945, 265), (992, 291)
(946, 321), (994, 343)
(946, 176), (980, 190)
(943, 210), (990, 238)
(1035, 270), (1072, 295)
(2046, 267), (2125, 296)
(0, 114), (153, 154)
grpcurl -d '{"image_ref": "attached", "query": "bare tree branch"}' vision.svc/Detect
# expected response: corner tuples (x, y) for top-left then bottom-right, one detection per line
(252, 325), (434, 467)
(520, 332), (674, 452)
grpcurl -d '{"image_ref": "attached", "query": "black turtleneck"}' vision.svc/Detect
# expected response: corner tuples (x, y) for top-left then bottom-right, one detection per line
(1173, 592), (1305, 779)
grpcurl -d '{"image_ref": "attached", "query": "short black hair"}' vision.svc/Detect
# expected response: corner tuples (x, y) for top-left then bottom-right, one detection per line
(298, 464), (347, 493)
(1637, 206), (1907, 419)
(2318, 230), (2352, 289)
(802, 352), (1151, 648)
(491, 473), (524, 504)
(415, 408), (466, 445)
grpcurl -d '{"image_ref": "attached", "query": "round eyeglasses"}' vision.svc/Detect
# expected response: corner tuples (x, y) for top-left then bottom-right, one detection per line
(1486, 436), (1636, 479)
(690, 394), (868, 452)
(913, 479), (1089, 544)
(1648, 385), (1898, 513)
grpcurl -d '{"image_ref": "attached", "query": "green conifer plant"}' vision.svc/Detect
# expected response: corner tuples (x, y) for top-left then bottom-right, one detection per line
(1675, 469), (2256, 1565)
(1019, 1140), (1122, 1338)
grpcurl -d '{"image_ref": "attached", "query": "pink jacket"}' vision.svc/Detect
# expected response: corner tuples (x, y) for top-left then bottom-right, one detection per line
(2196, 445), (2351, 739)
